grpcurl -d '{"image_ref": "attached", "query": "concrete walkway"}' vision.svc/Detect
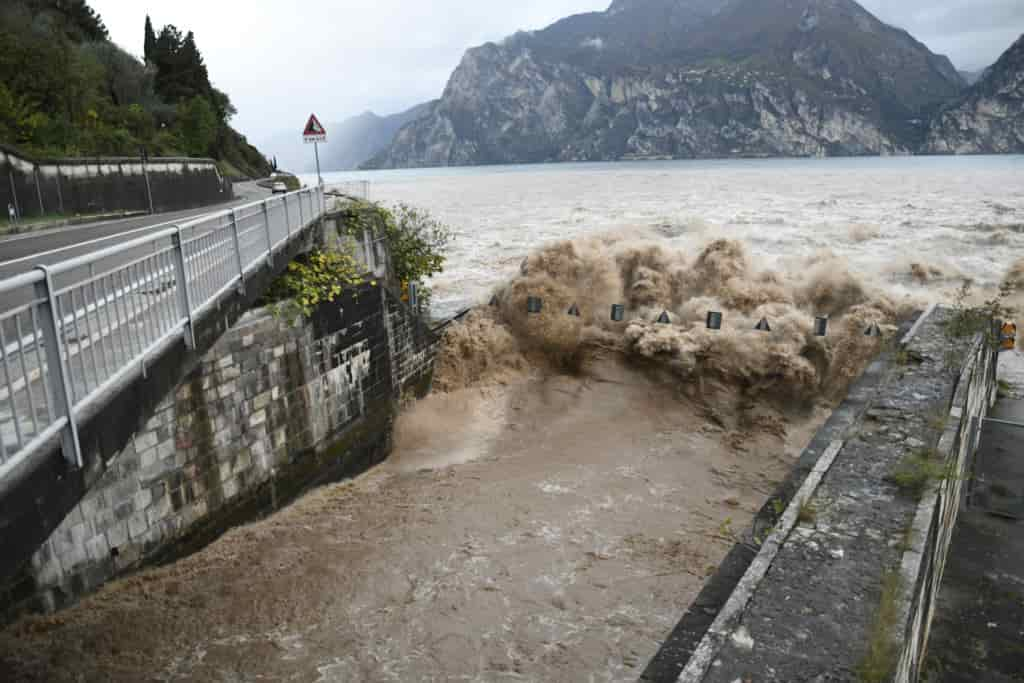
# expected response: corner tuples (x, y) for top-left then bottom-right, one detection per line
(925, 348), (1024, 681)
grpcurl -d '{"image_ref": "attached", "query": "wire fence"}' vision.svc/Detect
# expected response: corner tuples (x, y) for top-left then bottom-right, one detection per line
(0, 185), (326, 480)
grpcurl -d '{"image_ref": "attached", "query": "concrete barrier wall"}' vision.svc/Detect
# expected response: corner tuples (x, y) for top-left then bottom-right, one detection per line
(651, 307), (999, 683)
(2, 281), (437, 615)
(0, 145), (232, 219)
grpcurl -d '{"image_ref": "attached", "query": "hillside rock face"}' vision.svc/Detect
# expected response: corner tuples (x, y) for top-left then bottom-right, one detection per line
(320, 102), (436, 171)
(925, 35), (1024, 154)
(366, 0), (965, 168)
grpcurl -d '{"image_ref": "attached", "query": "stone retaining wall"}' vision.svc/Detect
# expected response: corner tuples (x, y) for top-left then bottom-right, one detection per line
(3, 282), (437, 615)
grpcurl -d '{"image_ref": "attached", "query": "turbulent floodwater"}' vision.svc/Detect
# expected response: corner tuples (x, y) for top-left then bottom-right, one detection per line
(3, 157), (1022, 683)
(316, 155), (1024, 318)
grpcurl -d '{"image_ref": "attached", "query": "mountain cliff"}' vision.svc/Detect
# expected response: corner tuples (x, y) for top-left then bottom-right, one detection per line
(319, 102), (436, 171)
(924, 34), (1024, 154)
(365, 0), (966, 168)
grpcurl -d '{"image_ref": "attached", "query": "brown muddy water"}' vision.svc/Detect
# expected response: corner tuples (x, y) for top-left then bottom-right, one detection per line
(0, 351), (822, 682)
(3, 156), (1022, 681)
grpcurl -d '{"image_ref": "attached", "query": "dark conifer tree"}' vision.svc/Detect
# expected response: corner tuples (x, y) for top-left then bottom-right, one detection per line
(144, 15), (156, 63)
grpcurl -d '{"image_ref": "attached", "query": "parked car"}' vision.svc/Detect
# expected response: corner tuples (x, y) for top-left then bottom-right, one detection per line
(271, 181), (287, 194)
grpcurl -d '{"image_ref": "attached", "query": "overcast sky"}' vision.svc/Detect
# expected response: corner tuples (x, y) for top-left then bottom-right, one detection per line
(90, 0), (1023, 149)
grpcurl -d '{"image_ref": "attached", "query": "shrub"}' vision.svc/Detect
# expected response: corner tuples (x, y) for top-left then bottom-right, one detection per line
(336, 200), (453, 310)
(266, 249), (371, 323)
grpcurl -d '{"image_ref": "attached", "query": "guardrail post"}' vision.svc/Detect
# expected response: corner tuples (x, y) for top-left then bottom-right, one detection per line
(261, 200), (274, 266)
(230, 209), (245, 294)
(298, 190), (306, 227)
(283, 195), (291, 237)
(34, 266), (82, 468)
(172, 227), (196, 350)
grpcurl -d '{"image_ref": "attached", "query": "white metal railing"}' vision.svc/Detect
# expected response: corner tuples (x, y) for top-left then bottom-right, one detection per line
(0, 185), (325, 479)
(325, 181), (370, 201)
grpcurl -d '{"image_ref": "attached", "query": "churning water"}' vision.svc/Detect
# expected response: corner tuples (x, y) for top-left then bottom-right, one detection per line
(316, 155), (1024, 318)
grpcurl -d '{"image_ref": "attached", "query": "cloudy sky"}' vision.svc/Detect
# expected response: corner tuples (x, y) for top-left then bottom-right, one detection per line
(91, 0), (1022, 150)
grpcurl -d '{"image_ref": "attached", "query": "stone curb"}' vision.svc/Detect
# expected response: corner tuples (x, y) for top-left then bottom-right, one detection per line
(676, 440), (846, 683)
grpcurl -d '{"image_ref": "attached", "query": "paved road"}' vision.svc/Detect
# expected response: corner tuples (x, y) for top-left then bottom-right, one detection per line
(0, 182), (271, 281)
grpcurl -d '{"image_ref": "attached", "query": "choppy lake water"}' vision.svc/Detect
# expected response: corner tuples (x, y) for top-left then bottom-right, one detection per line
(313, 156), (1024, 317)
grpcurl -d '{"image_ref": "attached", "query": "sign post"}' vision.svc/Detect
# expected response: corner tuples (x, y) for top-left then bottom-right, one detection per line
(303, 113), (327, 188)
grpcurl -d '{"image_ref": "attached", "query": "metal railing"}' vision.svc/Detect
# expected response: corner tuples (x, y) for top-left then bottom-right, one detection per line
(0, 185), (325, 480)
(325, 181), (370, 201)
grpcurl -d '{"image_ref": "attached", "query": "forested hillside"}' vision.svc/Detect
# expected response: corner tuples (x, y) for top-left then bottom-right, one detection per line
(0, 0), (271, 178)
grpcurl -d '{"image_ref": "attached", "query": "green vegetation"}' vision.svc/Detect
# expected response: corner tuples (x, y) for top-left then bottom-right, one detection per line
(266, 250), (372, 323)
(265, 201), (452, 322)
(943, 280), (1016, 374)
(0, 1), (270, 177)
(857, 569), (903, 682)
(797, 499), (818, 525)
(336, 200), (454, 309)
(887, 448), (953, 499)
(275, 174), (301, 192)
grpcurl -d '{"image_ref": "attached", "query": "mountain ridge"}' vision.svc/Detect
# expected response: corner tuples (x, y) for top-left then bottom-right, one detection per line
(925, 34), (1024, 154)
(365, 0), (971, 168)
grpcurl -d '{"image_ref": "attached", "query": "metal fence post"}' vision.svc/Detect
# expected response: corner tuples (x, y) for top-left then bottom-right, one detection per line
(34, 167), (44, 217)
(172, 227), (196, 350)
(298, 190), (306, 227)
(283, 195), (291, 237)
(261, 200), (274, 265)
(8, 170), (21, 224)
(34, 266), (82, 468)
(230, 209), (245, 293)
(55, 166), (64, 215)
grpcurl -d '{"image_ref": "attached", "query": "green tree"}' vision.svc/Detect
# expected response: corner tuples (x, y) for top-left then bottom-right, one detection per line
(80, 41), (153, 108)
(175, 95), (217, 157)
(144, 15), (156, 63)
(0, 0), (271, 176)
(339, 201), (453, 308)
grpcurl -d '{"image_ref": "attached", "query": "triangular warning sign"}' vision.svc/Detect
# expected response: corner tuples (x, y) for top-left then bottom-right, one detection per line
(657, 311), (671, 324)
(303, 114), (327, 138)
(567, 303), (581, 317)
(755, 318), (771, 332)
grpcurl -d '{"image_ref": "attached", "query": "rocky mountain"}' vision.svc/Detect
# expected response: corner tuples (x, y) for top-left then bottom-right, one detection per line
(319, 102), (436, 171)
(259, 102), (434, 173)
(958, 69), (989, 86)
(365, 0), (967, 168)
(925, 35), (1024, 154)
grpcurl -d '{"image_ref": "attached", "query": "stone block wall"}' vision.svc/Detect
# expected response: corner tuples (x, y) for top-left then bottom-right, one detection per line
(1, 144), (231, 219)
(7, 282), (438, 614)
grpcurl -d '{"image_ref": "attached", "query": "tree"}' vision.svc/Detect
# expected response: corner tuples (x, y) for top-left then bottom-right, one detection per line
(44, 0), (108, 41)
(144, 15), (156, 64)
(0, 0), (272, 176)
(175, 95), (218, 157)
(81, 41), (152, 107)
(209, 87), (235, 123)
(179, 31), (211, 98)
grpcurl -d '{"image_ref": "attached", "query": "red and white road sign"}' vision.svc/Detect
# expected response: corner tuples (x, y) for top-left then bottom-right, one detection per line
(303, 114), (327, 143)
